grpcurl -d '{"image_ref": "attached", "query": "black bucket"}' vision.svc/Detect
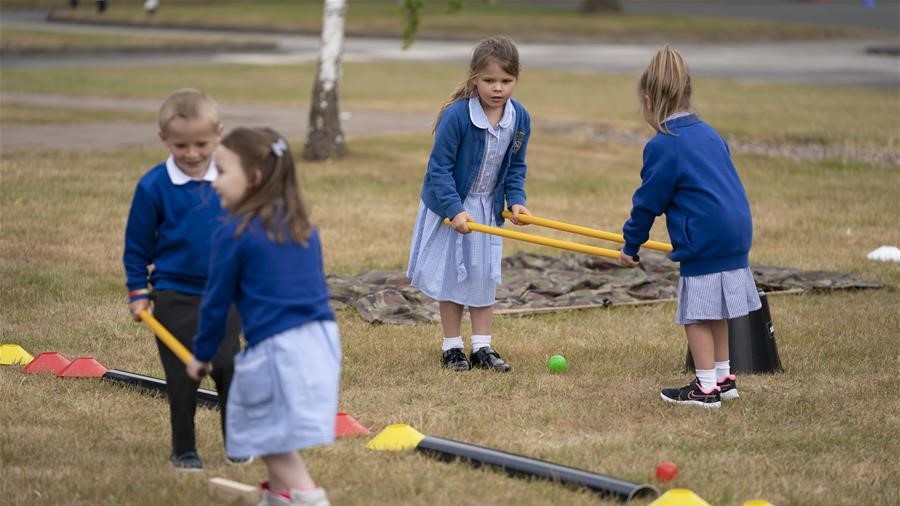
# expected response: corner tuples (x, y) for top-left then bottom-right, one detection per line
(685, 292), (784, 374)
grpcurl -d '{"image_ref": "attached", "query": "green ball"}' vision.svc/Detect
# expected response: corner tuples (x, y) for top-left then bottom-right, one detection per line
(547, 354), (567, 373)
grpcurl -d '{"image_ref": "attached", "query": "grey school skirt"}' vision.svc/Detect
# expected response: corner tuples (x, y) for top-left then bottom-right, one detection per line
(675, 267), (762, 325)
(225, 320), (341, 459)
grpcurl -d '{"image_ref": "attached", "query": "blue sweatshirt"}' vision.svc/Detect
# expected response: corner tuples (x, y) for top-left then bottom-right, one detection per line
(622, 115), (753, 277)
(123, 162), (227, 300)
(419, 97), (530, 226)
(193, 218), (334, 362)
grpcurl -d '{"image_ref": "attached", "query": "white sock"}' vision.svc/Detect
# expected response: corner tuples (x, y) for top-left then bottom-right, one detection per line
(471, 334), (492, 352)
(696, 368), (717, 392)
(715, 360), (731, 381)
(290, 487), (330, 506)
(441, 336), (463, 352)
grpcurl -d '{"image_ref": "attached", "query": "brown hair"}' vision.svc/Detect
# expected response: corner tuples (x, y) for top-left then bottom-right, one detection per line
(638, 45), (692, 135)
(220, 127), (311, 244)
(434, 35), (520, 132)
(158, 88), (221, 135)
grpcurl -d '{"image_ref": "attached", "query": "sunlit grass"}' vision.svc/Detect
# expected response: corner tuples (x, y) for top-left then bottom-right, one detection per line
(1, 129), (898, 504)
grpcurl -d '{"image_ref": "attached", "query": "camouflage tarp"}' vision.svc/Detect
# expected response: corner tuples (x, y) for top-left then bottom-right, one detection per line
(328, 251), (881, 324)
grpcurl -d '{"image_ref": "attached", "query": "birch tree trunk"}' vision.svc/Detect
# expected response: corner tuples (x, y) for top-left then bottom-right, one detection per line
(303, 0), (347, 161)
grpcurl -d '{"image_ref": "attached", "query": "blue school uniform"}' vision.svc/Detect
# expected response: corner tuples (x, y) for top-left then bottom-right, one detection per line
(408, 97), (529, 307)
(622, 113), (760, 323)
(193, 218), (340, 458)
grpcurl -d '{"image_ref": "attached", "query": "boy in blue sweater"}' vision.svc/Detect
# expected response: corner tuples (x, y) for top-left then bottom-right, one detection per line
(619, 46), (761, 408)
(123, 88), (242, 469)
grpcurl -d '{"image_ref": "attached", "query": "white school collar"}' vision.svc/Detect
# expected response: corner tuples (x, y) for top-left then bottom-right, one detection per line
(468, 96), (514, 130)
(165, 155), (217, 185)
(663, 111), (692, 122)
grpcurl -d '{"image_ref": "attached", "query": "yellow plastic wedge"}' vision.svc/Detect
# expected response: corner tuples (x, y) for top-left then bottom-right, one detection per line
(742, 501), (776, 506)
(139, 310), (194, 365)
(366, 424), (426, 451)
(444, 219), (620, 260)
(649, 489), (712, 506)
(501, 210), (673, 253)
(0, 344), (34, 365)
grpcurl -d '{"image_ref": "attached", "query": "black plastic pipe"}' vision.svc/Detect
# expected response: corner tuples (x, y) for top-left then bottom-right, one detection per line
(416, 436), (658, 502)
(102, 369), (219, 408)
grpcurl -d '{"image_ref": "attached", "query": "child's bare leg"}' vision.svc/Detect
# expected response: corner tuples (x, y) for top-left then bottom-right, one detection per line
(469, 305), (493, 336)
(685, 322), (715, 370)
(264, 452), (315, 494)
(710, 319), (729, 363)
(439, 301), (464, 337)
(685, 322), (717, 392)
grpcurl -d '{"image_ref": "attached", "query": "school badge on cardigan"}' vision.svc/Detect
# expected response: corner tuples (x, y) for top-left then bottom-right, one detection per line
(512, 131), (526, 154)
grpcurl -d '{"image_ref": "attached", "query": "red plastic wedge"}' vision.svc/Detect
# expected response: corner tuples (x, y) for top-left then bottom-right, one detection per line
(335, 411), (371, 437)
(22, 351), (72, 374)
(57, 357), (108, 378)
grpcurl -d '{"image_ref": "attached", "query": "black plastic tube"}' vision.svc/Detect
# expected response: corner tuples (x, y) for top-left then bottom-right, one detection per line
(102, 369), (219, 408)
(416, 436), (658, 502)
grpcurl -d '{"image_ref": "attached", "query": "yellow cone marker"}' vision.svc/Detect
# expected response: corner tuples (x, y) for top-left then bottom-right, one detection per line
(0, 344), (34, 365)
(366, 423), (426, 451)
(649, 488), (712, 506)
(743, 501), (776, 506)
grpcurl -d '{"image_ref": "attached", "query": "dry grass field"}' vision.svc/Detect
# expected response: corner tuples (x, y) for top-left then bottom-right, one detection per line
(1, 59), (898, 505)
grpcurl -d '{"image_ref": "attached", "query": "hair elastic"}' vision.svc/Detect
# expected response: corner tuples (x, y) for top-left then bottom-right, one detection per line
(271, 138), (288, 158)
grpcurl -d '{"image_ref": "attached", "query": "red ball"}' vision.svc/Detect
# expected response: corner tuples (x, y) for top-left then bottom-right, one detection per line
(655, 460), (678, 482)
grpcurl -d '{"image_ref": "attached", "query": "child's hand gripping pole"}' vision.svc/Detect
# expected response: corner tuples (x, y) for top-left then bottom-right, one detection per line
(138, 310), (207, 378)
(500, 210), (673, 253)
(443, 218), (621, 259)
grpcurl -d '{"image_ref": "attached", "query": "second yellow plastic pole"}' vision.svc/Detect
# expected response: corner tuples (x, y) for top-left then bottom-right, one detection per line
(444, 219), (621, 260)
(501, 210), (673, 253)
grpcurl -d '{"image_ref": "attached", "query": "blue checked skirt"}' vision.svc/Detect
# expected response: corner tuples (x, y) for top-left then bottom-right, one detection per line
(406, 194), (503, 308)
(225, 320), (341, 459)
(675, 267), (762, 325)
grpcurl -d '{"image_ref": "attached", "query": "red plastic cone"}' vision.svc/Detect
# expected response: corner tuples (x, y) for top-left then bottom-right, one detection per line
(335, 411), (371, 437)
(22, 352), (72, 374)
(57, 357), (108, 378)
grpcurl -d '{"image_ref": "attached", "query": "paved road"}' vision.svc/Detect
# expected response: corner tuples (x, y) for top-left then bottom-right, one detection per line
(1, 9), (898, 87)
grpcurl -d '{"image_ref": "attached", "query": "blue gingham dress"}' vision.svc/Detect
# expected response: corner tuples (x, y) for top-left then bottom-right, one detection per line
(407, 97), (516, 307)
(676, 268), (762, 324)
(225, 320), (341, 459)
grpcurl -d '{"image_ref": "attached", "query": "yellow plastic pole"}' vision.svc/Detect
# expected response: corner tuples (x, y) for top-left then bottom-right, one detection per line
(139, 310), (194, 365)
(444, 219), (621, 260)
(501, 210), (673, 253)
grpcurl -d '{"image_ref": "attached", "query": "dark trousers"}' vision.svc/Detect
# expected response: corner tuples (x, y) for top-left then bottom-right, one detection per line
(152, 290), (241, 456)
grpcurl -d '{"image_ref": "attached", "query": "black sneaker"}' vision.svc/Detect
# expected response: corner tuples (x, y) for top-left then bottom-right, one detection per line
(441, 348), (470, 371)
(227, 455), (255, 465)
(170, 450), (203, 471)
(660, 378), (721, 408)
(717, 374), (739, 400)
(469, 346), (511, 372)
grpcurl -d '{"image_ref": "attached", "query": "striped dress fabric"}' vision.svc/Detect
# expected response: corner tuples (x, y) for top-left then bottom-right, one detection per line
(675, 267), (762, 324)
(406, 98), (515, 307)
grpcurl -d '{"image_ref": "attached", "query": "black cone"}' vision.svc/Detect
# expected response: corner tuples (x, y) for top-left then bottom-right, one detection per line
(685, 292), (783, 374)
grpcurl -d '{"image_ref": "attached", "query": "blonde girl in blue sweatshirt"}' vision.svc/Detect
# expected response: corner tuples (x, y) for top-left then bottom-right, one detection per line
(407, 36), (532, 373)
(187, 128), (339, 506)
(619, 46), (761, 408)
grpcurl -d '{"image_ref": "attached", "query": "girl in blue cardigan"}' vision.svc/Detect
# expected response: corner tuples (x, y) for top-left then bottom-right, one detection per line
(619, 46), (761, 408)
(408, 36), (532, 373)
(187, 128), (339, 506)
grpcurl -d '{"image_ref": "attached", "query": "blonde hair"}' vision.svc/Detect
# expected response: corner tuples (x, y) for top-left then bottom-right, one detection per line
(158, 88), (221, 135)
(434, 35), (520, 132)
(220, 127), (311, 245)
(638, 45), (692, 135)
